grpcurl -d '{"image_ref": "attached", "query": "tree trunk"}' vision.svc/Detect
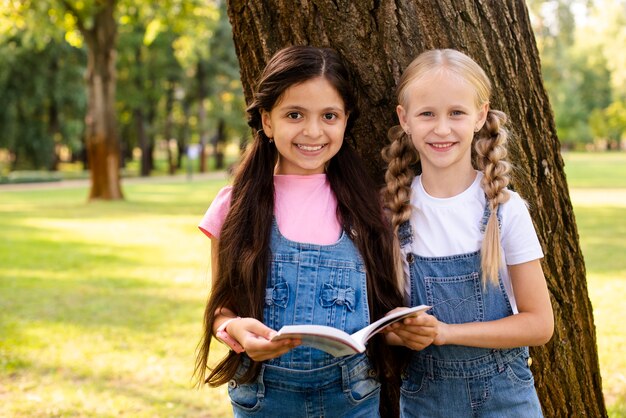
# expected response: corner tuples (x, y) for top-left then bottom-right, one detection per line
(212, 118), (226, 170)
(134, 108), (150, 176)
(164, 82), (177, 175)
(197, 61), (209, 173)
(226, 1), (607, 417)
(80, 0), (123, 200)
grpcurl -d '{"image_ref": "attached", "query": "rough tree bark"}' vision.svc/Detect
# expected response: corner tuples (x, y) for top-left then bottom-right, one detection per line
(64, 0), (124, 200)
(226, 0), (607, 417)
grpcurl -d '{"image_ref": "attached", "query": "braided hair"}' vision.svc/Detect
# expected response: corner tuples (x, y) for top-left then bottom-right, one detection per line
(382, 49), (511, 287)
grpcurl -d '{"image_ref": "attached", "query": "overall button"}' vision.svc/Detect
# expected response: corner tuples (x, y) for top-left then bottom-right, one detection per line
(368, 369), (377, 378)
(228, 379), (238, 389)
(406, 253), (414, 263)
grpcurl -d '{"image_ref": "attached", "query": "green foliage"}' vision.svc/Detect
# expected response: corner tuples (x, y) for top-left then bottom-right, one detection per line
(529, 0), (626, 148)
(0, 0), (247, 175)
(0, 34), (86, 169)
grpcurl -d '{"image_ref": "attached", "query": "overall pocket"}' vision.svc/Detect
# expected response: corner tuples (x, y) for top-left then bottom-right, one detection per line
(400, 368), (430, 398)
(343, 359), (381, 404)
(425, 272), (484, 324)
(228, 363), (263, 413)
(263, 263), (289, 331)
(317, 266), (368, 333)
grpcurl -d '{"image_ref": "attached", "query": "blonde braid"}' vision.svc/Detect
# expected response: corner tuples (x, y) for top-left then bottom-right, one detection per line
(381, 125), (419, 290)
(473, 109), (511, 286)
(382, 125), (419, 231)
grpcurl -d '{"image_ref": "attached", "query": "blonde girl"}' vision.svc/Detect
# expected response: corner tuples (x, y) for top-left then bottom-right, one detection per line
(383, 49), (553, 417)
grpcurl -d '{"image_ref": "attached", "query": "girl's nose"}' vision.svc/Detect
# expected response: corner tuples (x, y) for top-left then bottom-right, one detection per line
(303, 119), (323, 138)
(433, 118), (451, 136)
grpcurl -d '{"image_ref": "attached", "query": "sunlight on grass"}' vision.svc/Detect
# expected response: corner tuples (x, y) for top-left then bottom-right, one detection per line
(563, 152), (626, 189)
(568, 175), (626, 417)
(0, 177), (232, 418)
(588, 274), (626, 407)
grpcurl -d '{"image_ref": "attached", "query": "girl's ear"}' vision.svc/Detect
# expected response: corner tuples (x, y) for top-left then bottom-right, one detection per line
(261, 110), (273, 139)
(476, 102), (489, 131)
(396, 105), (409, 132)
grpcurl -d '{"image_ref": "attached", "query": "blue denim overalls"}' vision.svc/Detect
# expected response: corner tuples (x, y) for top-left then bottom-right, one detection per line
(228, 221), (381, 417)
(398, 206), (543, 418)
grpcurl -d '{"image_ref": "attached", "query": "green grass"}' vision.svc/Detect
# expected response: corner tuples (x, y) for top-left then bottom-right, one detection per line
(562, 151), (626, 189)
(0, 178), (233, 417)
(1, 152), (625, 417)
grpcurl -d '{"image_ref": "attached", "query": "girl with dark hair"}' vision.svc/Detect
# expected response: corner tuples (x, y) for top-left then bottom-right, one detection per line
(194, 45), (406, 417)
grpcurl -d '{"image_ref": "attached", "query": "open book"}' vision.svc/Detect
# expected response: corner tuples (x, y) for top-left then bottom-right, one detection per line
(271, 305), (430, 357)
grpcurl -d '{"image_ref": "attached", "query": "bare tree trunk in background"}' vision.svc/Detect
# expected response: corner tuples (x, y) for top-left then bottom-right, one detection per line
(164, 82), (176, 175)
(66, 0), (123, 200)
(197, 61), (209, 173)
(226, 1), (607, 417)
(212, 118), (226, 170)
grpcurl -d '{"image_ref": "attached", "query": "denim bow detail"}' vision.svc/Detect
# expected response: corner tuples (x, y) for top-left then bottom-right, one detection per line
(320, 283), (355, 312)
(265, 281), (289, 308)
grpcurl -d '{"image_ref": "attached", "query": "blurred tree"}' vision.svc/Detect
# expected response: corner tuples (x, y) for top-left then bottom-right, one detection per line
(529, 0), (612, 148)
(0, 11), (86, 171)
(116, 5), (184, 177)
(171, 0), (247, 173)
(581, 0), (626, 147)
(529, 0), (626, 149)
(57, 0), (123, 200)
(227, 1), (606, 417)
(1, 0), (245, 194)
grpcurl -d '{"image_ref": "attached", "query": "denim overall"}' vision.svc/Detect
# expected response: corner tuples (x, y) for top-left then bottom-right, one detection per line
(398, 206), (543, 418)
(228, 221), (381, 417)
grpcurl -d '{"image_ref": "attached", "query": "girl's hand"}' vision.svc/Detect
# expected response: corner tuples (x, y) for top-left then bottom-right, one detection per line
(386, 312), (440, 351)
(228, 317), (301, 361)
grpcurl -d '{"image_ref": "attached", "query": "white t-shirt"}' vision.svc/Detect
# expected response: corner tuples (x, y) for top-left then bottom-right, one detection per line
(404, 171), (544, 313)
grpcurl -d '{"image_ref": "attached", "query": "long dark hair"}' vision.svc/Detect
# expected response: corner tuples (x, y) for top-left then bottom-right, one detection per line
(194, 46), (404, 392)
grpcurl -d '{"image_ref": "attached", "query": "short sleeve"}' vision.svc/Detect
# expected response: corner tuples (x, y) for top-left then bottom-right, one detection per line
(198, 186), (233, 239)
(500, 191), (544, 265)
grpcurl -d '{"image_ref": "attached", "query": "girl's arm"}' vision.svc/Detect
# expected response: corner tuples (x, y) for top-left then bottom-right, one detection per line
(433, 259), (553, 348)
(392, 259), (553, 350)
(210, 238), (300, 361)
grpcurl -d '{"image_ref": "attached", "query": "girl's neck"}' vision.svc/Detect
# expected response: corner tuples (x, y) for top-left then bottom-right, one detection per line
(420, 167), (477, 198)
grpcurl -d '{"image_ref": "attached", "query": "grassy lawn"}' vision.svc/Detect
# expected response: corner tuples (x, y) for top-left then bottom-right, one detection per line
(0, 152), (624, 417)
(563, 152), (626, 417)
(0, 176), (232, 417)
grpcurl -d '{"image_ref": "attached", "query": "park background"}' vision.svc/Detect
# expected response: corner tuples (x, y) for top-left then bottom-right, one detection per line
(1, 0), (625, 417)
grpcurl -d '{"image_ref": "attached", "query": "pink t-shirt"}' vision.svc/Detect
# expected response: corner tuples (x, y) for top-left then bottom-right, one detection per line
(198, 174), (342, 245)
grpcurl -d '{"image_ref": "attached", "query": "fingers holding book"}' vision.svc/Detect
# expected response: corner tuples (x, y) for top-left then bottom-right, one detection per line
(229, 317), (302, 362)
(386, 312), (439, 351)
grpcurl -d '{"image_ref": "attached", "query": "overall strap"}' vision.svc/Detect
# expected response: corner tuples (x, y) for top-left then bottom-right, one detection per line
(397, 220), (413, 247)
(479, 198), (503, 233)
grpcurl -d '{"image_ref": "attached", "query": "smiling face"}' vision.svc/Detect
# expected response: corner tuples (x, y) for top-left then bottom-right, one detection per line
(261, 77), (348, 175)
(397, 69), (488, 179)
